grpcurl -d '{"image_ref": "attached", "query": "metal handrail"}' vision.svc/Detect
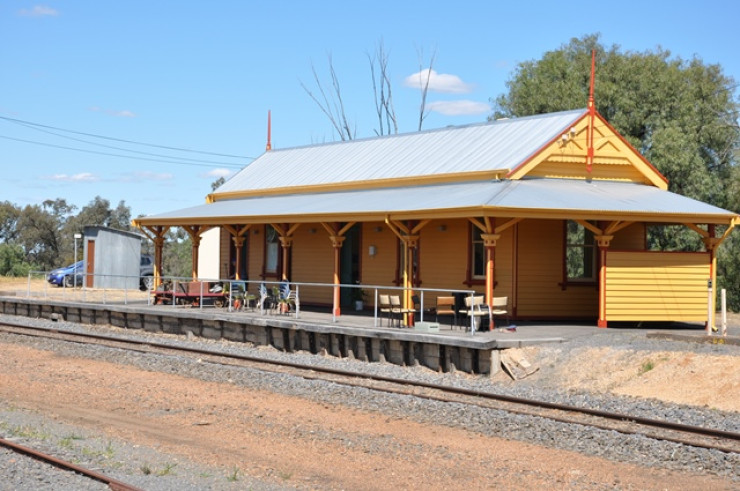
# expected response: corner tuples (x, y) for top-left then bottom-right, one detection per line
(25, 271), (482, 335)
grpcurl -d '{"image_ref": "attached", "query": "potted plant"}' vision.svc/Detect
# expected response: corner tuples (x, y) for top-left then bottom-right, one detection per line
(352, 288), (366, 311)
(278, 296), (291, 314)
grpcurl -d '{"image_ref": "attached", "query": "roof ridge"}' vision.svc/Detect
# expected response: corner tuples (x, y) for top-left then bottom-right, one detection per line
(269, 108), (587, 153)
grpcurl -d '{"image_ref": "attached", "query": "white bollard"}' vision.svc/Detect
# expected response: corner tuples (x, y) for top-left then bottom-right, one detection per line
(706, 280), (713, 335)
(721, 288), (727, 336)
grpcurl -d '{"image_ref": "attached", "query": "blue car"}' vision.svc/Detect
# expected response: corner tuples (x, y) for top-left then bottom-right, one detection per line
(47, 260), (84, 287)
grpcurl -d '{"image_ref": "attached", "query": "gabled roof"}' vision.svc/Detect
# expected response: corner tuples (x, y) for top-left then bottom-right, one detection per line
(507, 111), (668, 189)
(133, 108), (737, 231)
(212, 109), (586, 200)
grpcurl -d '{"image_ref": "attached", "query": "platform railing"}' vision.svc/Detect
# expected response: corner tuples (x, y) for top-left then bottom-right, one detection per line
(24, 271), (482, 335)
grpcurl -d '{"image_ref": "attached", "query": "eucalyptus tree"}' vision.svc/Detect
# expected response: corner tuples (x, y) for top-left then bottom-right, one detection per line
(492, 34), (740, 307)
(493, 34), (738, 207)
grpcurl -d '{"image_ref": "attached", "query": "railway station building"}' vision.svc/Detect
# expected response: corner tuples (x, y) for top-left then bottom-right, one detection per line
(133, 106), (739, 329)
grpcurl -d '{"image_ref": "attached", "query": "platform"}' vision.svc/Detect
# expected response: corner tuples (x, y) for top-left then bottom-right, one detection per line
(1, 295), (729, 375)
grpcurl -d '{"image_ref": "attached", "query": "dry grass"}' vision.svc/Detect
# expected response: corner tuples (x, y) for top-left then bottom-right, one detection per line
(0, 276), (150, 303)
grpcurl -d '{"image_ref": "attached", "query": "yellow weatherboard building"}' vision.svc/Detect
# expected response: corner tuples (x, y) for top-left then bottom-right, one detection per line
(134, 107), (738, 329)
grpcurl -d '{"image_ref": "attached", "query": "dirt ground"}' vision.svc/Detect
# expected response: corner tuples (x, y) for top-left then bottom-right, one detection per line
(0, 277), (737, 488)
(0, 343), (734, 490)
(514, 340), (740, 413)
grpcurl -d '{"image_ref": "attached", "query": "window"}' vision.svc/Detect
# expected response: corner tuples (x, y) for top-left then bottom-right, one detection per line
(565, 221), (596, 282)
(265, 225), (279, 276)
(471, 227), (485, 279)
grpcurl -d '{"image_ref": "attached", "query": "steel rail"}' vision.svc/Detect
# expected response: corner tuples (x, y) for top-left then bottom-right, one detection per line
(0, 436), (142, 491)
(1, 320), (738, 453)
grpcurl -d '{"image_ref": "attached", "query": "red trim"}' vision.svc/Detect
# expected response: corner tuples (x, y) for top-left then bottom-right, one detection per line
(594, 113), (668, 184)
(266, 110), (272, 151)
(506, 112), (589, 178)
(506, 109), (668, 186)
(598, 246), (607, 327)
(512, 223), (518, 318)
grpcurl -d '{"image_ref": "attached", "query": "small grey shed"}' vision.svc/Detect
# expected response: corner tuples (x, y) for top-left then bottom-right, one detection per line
(82, 226), (143, 290)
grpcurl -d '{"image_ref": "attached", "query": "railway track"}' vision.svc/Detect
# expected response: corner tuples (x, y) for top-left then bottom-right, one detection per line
(0, 436), (142, 491)
(1, 320), (738, 455)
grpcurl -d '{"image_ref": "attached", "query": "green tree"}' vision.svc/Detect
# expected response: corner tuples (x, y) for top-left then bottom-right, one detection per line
(493, 34), (740, 309)
(16, 199), (75, 271)
(0, 243), (35, 276)
(493, 34), (738, 209)
(162, 228), (192, 278)
(0, 201), (21, 243)
(210, 176), (226, 192)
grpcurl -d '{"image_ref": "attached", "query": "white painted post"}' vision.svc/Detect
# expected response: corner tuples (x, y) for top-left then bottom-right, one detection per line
(706, 279), (713, 336)
(721, 288), (727, 336)
(199, 280), (203, 310)
(373, 289), (378, 327)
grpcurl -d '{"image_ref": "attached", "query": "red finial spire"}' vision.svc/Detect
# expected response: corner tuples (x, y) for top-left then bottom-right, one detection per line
(588, 49), (596, 110)
(266, 110), (272, 151)
(586, 50), (596, 173)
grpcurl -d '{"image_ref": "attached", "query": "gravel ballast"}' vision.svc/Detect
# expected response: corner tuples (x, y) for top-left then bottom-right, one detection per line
(0, 312), (737, 489)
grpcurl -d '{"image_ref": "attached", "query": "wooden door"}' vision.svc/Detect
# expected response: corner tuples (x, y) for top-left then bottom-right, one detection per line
(86, 240), (95, 288)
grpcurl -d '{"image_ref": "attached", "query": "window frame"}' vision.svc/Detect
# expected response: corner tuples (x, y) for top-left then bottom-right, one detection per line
(562, 220), (598, 287)
(262, 224), (281, 279)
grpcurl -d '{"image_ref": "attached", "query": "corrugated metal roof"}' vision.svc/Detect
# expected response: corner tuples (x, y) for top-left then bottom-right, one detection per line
(141, 178), (736, 224)
(216, 109), (586, 194)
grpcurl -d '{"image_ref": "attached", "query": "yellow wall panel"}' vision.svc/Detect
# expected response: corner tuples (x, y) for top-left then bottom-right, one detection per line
(492, 225), (514, 301)
(528, 160), (648, 183)
(516, 219), (597, 317)
(291, 225), (335, 305)
(362, 222), (402, 307)
(247, 225), (264, 286)
(219, 229), (230, 279)
(610, 223), (645, 250)
(605, 251), (709, 322)
(418, 220), (468, 291)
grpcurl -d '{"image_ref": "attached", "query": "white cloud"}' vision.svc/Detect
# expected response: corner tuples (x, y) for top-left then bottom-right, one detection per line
(19, 5), (59, 17)
(426, 100), (491, 116)
(44, 172), (99, 182)
(130, 171), (173, 182)
(403, 69), (473, 94)
(89, 107), (137, 118)
(201, 168), (234, 179)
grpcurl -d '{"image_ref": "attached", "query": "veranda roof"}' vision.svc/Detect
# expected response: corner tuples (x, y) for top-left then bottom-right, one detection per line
(135, 178), (738, 227)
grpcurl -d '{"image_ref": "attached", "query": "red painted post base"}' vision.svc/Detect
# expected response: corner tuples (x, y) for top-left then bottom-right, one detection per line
(597, 319), (608, 328)
(334, 307), (341, 317)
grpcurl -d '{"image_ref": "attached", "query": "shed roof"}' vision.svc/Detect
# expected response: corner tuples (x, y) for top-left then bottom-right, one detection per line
(215, 109), (586, 196)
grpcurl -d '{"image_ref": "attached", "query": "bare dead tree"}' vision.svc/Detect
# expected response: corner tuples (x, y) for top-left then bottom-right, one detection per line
(368, 40), (398, 136)
(416, 46), (437, 131)
(300, 54), (356, 141)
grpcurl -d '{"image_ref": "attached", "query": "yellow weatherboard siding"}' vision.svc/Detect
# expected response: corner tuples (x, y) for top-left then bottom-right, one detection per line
(605, 251), (710, 321)
(291, 225), (336, 305)
(492, 225), (514, 301)
(418, 220), (469, 291)
(516, 219), (597, 317)
(610, 223), (645, 250)
(360, 223), (400, 308)
(219, 229), (230, 279)
(507, 113), (668, 190)
(247, 225), (265, 284)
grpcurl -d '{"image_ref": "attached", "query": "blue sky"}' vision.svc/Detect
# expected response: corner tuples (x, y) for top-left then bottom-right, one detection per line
(2, 1), (739, 219)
